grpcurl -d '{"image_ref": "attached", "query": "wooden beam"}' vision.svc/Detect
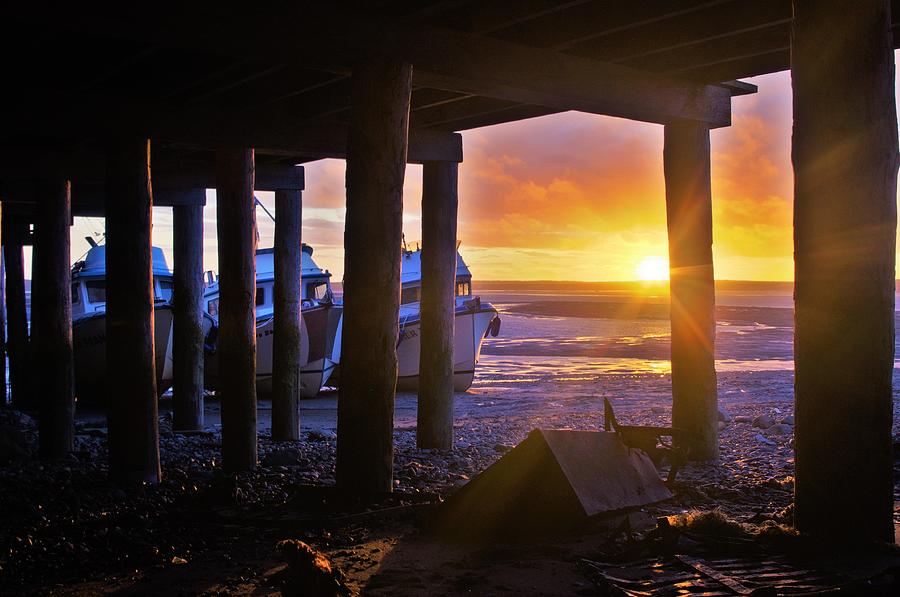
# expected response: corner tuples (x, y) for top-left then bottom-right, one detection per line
(417, 161), (459, 450)
(664, 120), (718, 461)
(792, 0), (897, 543)
(271, 188), (302, 441)
(337, 59), (411, 494)
(216, 147), (258, 473)
(172, 200), (205, 431)
(106, 137), (161, 484)
(32, 179), (74, 458)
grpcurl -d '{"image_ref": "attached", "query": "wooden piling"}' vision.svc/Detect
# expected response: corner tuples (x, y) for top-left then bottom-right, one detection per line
(663, 121), (718, 461)
(106, 138), (161, 484)
(272, 188), (302, 441)
(336, 59), (412, 493)
(791, 0), (898, 542)
(0, 206), (5, 405)
(3, 223), (30, 410)
(172, 201), (205, 431)
(215, 147), (258, 472)
(32, 180), (75, 457)
(417, 161), (459, 450)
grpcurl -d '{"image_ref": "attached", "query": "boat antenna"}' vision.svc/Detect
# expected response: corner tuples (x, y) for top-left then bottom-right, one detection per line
(254, 195), (276, 224)
(402, 233), (407, 253)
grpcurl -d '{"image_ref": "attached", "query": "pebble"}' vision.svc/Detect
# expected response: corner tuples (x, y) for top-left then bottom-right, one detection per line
(733, 415), (752, 424)
(717, 409), (732, 423)
(781, 415), (795, 426)
(754, 433), (777, 446)
(767, 424), (792, 436)
(752, 414), (776, 429)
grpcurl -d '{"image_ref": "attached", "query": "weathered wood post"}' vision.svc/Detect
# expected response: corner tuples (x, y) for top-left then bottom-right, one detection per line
(216, 147), (258, 472)
(3, 219), (30, 410)
(663, 121), (718, 461)
(106, 138), (161, 484)
(417, 161), (459, 450)
(792, 0), (898, 543)
(172, 196), (206, 431)
(0, 205), (5, 405)
(336, 59), (412, 493)
(32, 180), (75, 458)
(272, 176), (303, 442)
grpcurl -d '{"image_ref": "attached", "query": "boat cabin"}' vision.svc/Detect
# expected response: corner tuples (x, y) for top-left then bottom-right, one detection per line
(71, 245), (174, 317)
(399, 248), (473, 306)
(204, 244), (333, 318)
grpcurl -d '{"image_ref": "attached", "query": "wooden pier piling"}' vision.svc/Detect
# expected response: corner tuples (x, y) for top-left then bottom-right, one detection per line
(32, 179), (74, 458)
(172, 199), (205, 431)
(272, 187), (302, 442)
(216, 147), (258, 472)
(417, 161), (459, 450)
(663, 120), (718, 461)
(4, 221), (31, 411)
(791, 0), (898, 542)
(337, 59), (412, 493)
(106, 138), (161, 484)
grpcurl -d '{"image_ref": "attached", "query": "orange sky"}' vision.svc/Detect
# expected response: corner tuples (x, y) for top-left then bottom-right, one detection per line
(66, 63), (896, 282)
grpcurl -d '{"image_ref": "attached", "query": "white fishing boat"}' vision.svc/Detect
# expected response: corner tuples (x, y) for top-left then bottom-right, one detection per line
(71, 242), (216, 402)
(393, 247), (501, 391)
(202, 245), (342, 398)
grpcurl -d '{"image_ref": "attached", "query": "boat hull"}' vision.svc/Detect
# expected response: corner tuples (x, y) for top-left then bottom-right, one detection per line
(394, 303), (498, 392)
(204, 303), (342, 399)
(72, 303), (214, 403)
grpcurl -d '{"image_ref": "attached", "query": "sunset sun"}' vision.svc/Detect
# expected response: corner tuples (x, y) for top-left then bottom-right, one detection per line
(636, 256), (669, 281)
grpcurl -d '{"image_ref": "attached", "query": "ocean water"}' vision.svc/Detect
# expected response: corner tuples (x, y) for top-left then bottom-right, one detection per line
(444, 282), (900, 435)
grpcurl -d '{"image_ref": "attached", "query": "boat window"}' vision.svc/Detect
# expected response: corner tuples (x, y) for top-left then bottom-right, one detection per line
(207, 298), (219, 317)
(256, 287), (266, 306)
(456, 281), (471, 297)
(401, 286), (420, 305)
(71, 282), (81, 304)
(156, 279), (174, 301)
(306, 281), (328, 300)
(86, 281), (106, 303)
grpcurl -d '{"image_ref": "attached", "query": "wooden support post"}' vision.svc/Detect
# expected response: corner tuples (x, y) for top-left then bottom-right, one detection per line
(32, 180), (74, 457)
(663, 121), (718, 461)
(272, 188), (302, 441)
(792, 0), (898, 543)
(3, 222), (30, 410)
(0, 206), (5, 405)
(336, 59), (412, 493)
(106, 138), (161, 484)
(172, 200), (205, 431)
(417, 161), (459, 450)
(215, 147), (257, 472)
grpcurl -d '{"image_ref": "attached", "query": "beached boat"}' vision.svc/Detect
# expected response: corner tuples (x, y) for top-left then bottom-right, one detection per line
(394, 247), (500, 391)
(71, 242), (216, 401)
(202, 245), (342, 398)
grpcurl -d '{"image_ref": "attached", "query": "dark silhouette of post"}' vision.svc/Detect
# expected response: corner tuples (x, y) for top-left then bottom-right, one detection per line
(0, 209), (5, 405)
(792, 0), (898, 542)
(106, 137), (161, 484)
(3, 220), (30, 410)
(172, 198), (205, 431)
(417, 161), (459, 450)
(337, 59), (412, 493)
(272, 187), (302, 441)
(216, 147), (258, 472)
(663, 121), (718, 461)
(32, 180), (75, 457)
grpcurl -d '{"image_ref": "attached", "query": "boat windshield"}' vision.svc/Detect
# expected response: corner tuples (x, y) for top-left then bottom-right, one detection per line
(305, 279), (330, 300)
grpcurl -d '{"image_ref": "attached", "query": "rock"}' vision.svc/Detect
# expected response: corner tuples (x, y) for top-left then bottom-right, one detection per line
(0, 410), (36, 430)
(752, 415), (775, 429)
(767, 424), (792, 436)
(734, 416), (752, 424)
(717, 409), (732, 423)
(262, 447), (301, 467)
(0, 424), (30, 464)
(780, 415), (794, 426)
(754, 433), (776, 446)
(277, 540), (354, 597)
(158, 413), (174, 438)
(493, 443), (512, 453)
(717, 421), (727, 432)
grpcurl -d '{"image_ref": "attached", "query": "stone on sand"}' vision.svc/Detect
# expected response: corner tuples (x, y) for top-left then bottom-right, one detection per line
(752, 414), (775, 429)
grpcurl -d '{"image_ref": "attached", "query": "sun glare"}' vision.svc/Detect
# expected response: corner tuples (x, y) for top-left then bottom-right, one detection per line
(636, 256), (669, 281)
